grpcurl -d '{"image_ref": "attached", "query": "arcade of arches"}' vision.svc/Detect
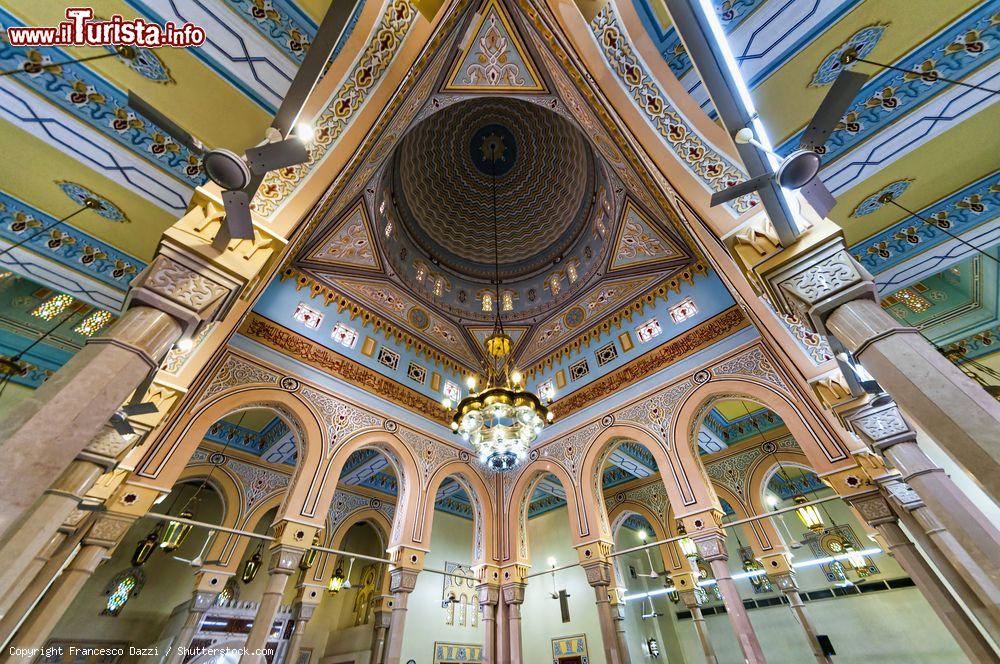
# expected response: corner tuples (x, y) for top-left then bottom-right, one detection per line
(0, 0), (997, 663)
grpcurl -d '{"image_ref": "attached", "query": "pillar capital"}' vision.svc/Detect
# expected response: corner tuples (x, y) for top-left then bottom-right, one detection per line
(266, 544), (306, 575)
(82, 513), (135, 551)
(843, 398), (918, 451)
(387, 544), (426, 572)
(760, 553), (799, 593)
(575, 539), (613, 565)
(389, 567), (420, 594)
(293, 581), (325, 608)
(502, 582), (526, 605)
(500, 562), (530, 586)
(473, 563), (501, 587)
(106, 484), (163, 518)
(844, 491), (897, 527)
(371, 594), (394, 626)
(193, 569), (231, 594)
(477, 583), (500, 607)
(692, 532), (728, 563)
(877, 477), (925, 512)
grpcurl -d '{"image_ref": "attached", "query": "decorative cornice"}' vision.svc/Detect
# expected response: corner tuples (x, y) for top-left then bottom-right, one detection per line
(549, 305), (749, 419)
(240, 312), (450, 425)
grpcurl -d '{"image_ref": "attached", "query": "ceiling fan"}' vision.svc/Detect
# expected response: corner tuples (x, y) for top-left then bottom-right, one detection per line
(641, 596), (664, 620)
(710, 49), (870, 219)
(126, 0), (361, 247)
(171, 531), (223, 568)
(108, 367), (159, 436)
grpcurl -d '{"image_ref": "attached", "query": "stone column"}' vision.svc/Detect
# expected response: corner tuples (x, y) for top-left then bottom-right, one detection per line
(478, 584), (499, 664)
(0, 254), (232, 538)
(675, 570), (716, 664)
(608, 586), (631, 664)
(760, 554), (830, 664)
(5, 513), (134, 658)
(578, 542), (625, 664)
(880, 478), (1000, 644)
(0, 530), (65, 621)
(849, 491), (998, 662)
(689, 522), (766, 664)
(501, 582), (526, 664)
(165, 584), (222, 664)
(240, 545), (305, 664)
(369, 595), (393, 664)
(284, 585), (321, 664)
(383, 545), (423, 664)
(845, 400), (1000, 631)
(765, 242), (1000, 499)
(0, 426), (133, 604)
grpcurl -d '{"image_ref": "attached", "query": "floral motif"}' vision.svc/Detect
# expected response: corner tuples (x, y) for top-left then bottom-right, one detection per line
(227, 458), (290, 510)
(300, 386), (383, 455)
(852, 180), (913, 217)
(811, 25), (887, 86)
(107, 44), (173, 83)
(590, 5), (756, 214)
(254, 0), (418, 216)
(467, 15), (525, 87)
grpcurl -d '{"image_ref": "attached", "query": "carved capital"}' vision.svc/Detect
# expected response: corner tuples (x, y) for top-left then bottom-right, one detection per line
(845, 401), (916, 450)
(692, 532), (728, 562)
(846, 492), (896, 526)
(581, 560), (612, 588)
(879, 477), (924, 510)
(83, 513), (135, 548)
(502, 582), (526, 605)
(128, 254), (231, 337)
(769, 571), (799, 592)
(267, 544), (305, 574)
(473, 563), (500, 586)
(191, 590), (220, 612)
(389, 567), (420, 594)
(271, 521), (319, 548)
(575, 539), (613, 565)
(78, 427), (137, 469)
(477, 583), (500, 606)
(764, 238), (876, 336)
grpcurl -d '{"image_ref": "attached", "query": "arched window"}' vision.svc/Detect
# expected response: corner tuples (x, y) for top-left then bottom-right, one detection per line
(482, 292), (493, 312)
(102, 567), (145, 616)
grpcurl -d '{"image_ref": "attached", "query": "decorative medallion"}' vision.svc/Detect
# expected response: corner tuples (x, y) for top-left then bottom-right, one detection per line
(443, 0), (545, 92)
(470, 124), (518, 176)
(107, 44), (173, 83)
(811, 25), (888, 86)
(408, 307), (430, 330)
(851, 180), (913, 217)
(56, 181), (129, 223)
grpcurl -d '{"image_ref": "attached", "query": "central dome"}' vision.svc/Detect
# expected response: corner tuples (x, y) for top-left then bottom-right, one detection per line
(392, 98), (594, 281)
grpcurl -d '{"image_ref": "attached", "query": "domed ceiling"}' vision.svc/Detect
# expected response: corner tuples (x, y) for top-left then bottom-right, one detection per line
(391, 98), (594, 282)
(292, 0), (696, 375)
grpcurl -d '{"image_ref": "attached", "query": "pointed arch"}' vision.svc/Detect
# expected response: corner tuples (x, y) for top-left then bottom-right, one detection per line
(420, 461), (496, 564)
(504, 458), (584, 565)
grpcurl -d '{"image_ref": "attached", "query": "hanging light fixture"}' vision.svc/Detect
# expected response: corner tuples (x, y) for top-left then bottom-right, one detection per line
(794, 495), (825, 532)
(160, 506), (196, 552)
(843, 540), (870, 578)
(241, 541), (264, 584)
(328, 560), (346, 594)
(131, 525), (162, 567)
(299, 532), (322, 571)
(663, 575), (680, 604)
(676, 521), (699, 560)
(446, 131), (551, 471)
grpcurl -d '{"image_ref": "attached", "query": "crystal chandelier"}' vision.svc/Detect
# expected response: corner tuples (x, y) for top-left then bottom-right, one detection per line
(445, 131), (552, 471)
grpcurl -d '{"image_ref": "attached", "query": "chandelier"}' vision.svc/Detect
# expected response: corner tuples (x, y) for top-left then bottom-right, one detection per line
(444, 130), (552, 471)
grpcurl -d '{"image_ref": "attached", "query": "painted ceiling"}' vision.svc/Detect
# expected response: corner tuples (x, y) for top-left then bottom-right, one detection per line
(632, 0), (1000, 387)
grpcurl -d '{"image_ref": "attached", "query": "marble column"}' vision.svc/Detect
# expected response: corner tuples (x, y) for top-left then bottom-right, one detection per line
(0, 426), (133, 605)
(5, 513), (133, 658)
(284, 593), (319, 664)
(581, 557), (626, 664)
(501, 583), (525, 664)
(384, 567), (419, 664)
(165, 588), (220, 664)
(240, 545), (304, 664)
(761, 556), (830, 664)
(848, 492), (998, 662)
(0, 514), (89, 647)
(675, 570), (717, 664)
(608, 586), (631, 664)
(694, 532), (766, 664)
(369, 595), (393, 664)
(478, 584), (499, 664)
(846, 400), (1000, 630)
(0, 254), (231, 538)
(0, 531), (65, 621)
(880, 479), (1000, 644)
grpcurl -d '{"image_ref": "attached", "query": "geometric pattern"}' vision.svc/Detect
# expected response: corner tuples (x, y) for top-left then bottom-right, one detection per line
(444, 0), (545, 93)
(305, 199), (382, 272)
(608, 198), (685, 272)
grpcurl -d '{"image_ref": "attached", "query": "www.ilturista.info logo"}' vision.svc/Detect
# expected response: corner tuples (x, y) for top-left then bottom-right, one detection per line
(6, 7), (206, 48)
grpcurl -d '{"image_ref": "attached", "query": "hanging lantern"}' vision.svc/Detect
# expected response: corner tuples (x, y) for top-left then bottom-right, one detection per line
(676, 521), (699, 560)
(328, 562), (346, 594)
(741, 554), (772, 592)
(131, 526), (161, 567)
(159, 508), (195, 552)
(663, 576), (680, 604)
(242, 543), (264, 584)
(794, 495), (824, 532)
(843, 541), (870, 578)
(299, 532), (321, 571)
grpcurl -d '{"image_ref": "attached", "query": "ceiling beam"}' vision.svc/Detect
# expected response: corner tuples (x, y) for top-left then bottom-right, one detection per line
(661, 0), (801, 246)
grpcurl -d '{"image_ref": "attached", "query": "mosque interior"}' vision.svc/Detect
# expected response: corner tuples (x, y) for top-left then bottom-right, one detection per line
(0, 0), (997, 663)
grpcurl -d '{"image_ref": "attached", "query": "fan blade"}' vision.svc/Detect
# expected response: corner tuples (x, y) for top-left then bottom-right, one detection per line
(244, 138), (309, 174)
(127, 367), (157, 409)
(127, 91), (205, 155)
(799, 177), (837, 219)
(222, 190), (255, 240)
(799, 70), (868, 151)
(122, 401), (158, 417)
(710, 172), (773, 207)
(111, 416), (135, 437)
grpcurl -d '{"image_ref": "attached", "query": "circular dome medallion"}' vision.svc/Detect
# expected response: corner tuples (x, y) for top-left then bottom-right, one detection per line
(392, 98), (594, 281)
(470, 123), (517, 176)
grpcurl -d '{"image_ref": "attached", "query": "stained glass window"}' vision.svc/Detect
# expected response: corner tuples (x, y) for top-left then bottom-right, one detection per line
(102, 567), (145, 616)
(481, 293), (493, 312)
(567, 263), (578, 284)
(331, 322), (359, 349)
(549, 274), (561, 296)
(31, 293), (74, 320)
(74, 310), (113, 336)
(443, 380), (460, 403)
(292, 303), (323, 329)
(668, 297), (698, 324)
(502, 291), (513, 312)
(636, 318), (662, 343)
